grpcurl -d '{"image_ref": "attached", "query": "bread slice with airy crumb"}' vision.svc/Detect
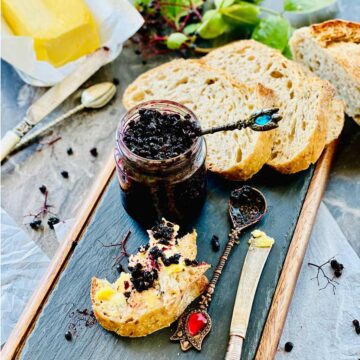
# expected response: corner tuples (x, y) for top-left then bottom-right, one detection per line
(123, 59), (277, 180)
(91, 219), (210, 337)
(204, 40), (344, 174)
(290, 19), (360, 124)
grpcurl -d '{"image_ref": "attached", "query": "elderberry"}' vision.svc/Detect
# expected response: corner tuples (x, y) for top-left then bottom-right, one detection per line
(48, 217), (60, 229)
(30, 219), (42, 230)
(211, 235), (220, 252)
(64, 331), (72, 341)
(90, 147), (98, 157)
(66, 147), (73, 155)
(123, 108), (200, 160)
(39, 185), (47, 194)
(61, 171), (69, 179)
(284, 342), (293, 352)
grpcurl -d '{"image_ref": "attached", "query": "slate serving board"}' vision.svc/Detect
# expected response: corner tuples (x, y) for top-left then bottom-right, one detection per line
(18, 164), (315, 360)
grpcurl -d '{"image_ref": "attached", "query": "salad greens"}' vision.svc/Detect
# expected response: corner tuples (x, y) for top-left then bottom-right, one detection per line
(134, 0), (336, 58)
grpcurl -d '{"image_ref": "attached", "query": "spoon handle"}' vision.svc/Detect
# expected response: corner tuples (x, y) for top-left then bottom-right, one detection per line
(199, 108), (281, 136)
(199, 227), (241, 310)
(11, 103), (85, 154)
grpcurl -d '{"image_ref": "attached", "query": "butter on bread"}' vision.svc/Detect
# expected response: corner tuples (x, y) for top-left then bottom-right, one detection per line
(290, 19), (360, 124)
(91, 219), (210, 337)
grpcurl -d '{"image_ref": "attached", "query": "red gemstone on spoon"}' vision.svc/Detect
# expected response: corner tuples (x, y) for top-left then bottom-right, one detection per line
(187, 313), (208, 336)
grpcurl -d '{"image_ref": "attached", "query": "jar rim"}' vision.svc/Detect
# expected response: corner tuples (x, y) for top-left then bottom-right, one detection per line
(115, 100), (202, 167)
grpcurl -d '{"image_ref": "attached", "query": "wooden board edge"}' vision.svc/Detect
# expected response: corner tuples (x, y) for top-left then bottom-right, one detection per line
(255, 141), (338, 360)
(1, 152), (116, 360)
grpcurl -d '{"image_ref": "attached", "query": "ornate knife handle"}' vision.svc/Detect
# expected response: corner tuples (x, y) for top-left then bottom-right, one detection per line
(198, 227), (241, 310)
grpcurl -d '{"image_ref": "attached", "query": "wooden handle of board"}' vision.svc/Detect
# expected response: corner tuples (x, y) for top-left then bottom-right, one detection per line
(255, 141), (337, 360)
(226, 335), (243, 360)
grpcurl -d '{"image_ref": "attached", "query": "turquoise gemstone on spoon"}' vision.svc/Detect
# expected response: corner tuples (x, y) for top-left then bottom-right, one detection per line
(255, 114), (272, 126)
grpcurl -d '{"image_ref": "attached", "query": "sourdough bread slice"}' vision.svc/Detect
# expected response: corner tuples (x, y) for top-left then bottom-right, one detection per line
(123, 59), (277, 180)
(290, 19), (360, 124)
(91, 219), (210, 337)
(204, 40), (343, 174)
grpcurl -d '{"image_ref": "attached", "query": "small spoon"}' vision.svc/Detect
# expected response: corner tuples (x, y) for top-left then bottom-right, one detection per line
(11, 82), (116, 154)
(195, 108), (282, 137)
(170, 185), (267, 351)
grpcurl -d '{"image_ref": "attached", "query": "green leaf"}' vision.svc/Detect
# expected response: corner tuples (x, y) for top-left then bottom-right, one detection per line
(284, 0), (335, 13)
(198, 10), (229, 39)
(220, 2), (260, 26)
(166, 32), (188, 49)
(215, 0), (235, 9)
(183, 23), (201, 35)
(282, 43), (293, 59)
(160, 0), (204, 26)
(251, 15), (290, 51)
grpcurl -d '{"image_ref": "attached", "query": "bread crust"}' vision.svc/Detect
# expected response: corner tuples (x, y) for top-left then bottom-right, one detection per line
(123, 59), (276, 180)
(291, 20), (359, 124)
(91, 274), (208, 337)
(310, 19), (360, 46)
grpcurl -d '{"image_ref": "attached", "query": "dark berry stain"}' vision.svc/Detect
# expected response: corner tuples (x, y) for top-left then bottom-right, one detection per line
(123, 108), (200, 160)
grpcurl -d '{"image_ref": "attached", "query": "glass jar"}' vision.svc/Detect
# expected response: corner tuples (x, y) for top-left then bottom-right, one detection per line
(115, 100), (207, 226)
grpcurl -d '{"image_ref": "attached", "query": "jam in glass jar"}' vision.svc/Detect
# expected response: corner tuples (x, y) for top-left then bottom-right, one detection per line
(115, 100), (207, 226)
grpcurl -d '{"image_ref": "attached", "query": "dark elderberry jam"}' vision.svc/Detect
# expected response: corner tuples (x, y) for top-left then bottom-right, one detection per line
(115, 100), (207, 226)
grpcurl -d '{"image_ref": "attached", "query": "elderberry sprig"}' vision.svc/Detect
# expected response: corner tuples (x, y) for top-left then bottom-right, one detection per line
(133, 0), (334, 59)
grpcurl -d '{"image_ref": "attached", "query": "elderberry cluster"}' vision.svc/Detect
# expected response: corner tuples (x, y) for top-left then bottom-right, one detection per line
(330, 259), (344, 278)
(128, 263), (158, 292)
(123, 109), (200, 160)
(151, 221), (175, 245)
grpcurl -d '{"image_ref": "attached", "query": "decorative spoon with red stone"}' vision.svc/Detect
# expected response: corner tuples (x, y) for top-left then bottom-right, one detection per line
(170, 185), (267, 351)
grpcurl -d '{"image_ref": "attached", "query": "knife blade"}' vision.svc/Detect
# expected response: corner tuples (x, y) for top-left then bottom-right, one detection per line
(225, 230), (275, 360)
(1, 47), (110, 162)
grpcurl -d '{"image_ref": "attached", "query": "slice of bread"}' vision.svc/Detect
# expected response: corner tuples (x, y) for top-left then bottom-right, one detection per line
(91, 219), (210, 337)
(204, 40), (344, 174)
(290, 19), (360, 124)
(123, 59), (277, 180)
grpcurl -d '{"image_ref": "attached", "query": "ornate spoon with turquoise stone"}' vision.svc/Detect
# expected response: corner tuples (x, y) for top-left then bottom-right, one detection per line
(170, 186), (267, 351)
(194, 107), (282, 137)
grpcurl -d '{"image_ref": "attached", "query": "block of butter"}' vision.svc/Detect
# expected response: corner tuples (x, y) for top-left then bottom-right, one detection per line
(2, 0), (100, 67)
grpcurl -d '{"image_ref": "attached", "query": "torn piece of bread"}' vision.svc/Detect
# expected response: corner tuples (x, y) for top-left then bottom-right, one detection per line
(204, 39), (344, 174)
(290, 19), (360, 124)
(91, 219), (210, 337)
(123, 59), (277, 180)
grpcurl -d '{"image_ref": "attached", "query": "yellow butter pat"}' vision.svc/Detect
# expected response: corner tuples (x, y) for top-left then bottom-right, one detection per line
(164, 264), (184, 274)
(249, 230), (275, 248)
(95, 287), (116, 302)
(2, 0), (100, 67)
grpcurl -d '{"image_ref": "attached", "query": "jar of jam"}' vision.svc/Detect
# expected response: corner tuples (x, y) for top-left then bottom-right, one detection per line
(115, 100), (207, 226)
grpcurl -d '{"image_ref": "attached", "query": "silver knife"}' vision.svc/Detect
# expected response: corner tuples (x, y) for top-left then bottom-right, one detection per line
(225, 230), (275, 360)
(0, 47), (110, 162)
